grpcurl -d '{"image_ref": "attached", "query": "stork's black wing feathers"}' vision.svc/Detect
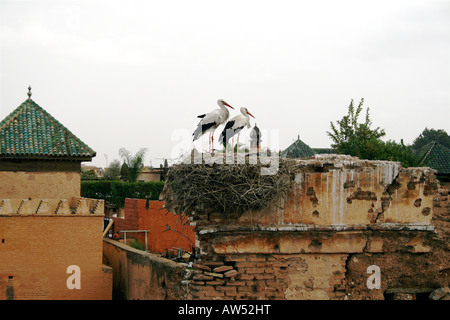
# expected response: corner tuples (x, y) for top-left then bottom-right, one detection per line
(193, 121), (217, 141)
(223, 120), (235, 130)
(197, 114), (206, 119)
(219, 121), (246, 146)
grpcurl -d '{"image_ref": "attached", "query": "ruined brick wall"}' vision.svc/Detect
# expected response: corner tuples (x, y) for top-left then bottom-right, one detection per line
(102, 238), (187, 300)
(0, 198), (112, 300)
(177, 155), (449, 300)
(113, 198), (140, 232)
(103, 155), (448, 300)
(113, 199), (195, 254)
(186, 253), (347, 300)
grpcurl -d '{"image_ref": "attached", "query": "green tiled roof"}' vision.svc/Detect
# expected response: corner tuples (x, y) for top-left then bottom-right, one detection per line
(282, 135), (315, 159)
(416, 141), (450, 175)
(0, 98), (96, 160)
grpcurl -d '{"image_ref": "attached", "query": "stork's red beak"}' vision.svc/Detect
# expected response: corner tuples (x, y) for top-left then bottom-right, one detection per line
(247, 111), (255, 118)
(224, 102), (234, 109)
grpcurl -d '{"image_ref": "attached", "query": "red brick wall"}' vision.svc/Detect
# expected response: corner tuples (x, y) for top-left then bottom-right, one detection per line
(0, 215), (112, 300)
(113, 199), (195, 254)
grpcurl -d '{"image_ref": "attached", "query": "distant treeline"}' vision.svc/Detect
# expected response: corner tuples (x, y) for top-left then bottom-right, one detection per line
(81, 180), (165, 208)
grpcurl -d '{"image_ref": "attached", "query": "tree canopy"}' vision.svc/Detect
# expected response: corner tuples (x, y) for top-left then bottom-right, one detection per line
(103, 159), (121, 180)
(119, 148), (148, 182)
(328, 98), (386, 160)
(412, 128), (450, 150)
(328, 98), (420, 167)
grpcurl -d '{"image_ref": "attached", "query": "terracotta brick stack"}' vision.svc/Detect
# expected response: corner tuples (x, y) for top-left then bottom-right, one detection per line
(186, 254), (289, 300)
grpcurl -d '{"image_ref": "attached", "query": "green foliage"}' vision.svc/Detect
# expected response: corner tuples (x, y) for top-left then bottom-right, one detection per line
(81, 169), (98, 180)
(120, 163), (129, 181)
(412, 128), (450, 150)
(80, 180), (165, 208)
(328, 98), (386, 160)
(374, 140), (421, 167)
(119, 148), (147, 182)
(128, 238), (145, 251)
(103, 159), (121, 180)
(328, 98), (420, 167)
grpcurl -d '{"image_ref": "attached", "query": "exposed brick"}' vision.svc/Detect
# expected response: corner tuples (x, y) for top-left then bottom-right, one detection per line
(203, 261), (225, 267)
(235, 261), (258, 268)
(225, 281), (247, 286)
(254, 274), (275, 280)
(213, 265), (233, 273)
(204, 272), (224, 278)
(237, 274), (254, 280)
(237, 286), (254, 292)
(193, 263), (212, 272)
(203, 291), (225, 297)
(241, 267), (265, 274)
(193, 273), (214, 281)
(224, 270), (239, 278)
(207, 280), (226, 285)
(216, 286), (237, 292)
(225, 290), (239, 297)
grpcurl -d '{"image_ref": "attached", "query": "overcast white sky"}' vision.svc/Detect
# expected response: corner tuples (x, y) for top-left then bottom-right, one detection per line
(1, 0), (449, 168)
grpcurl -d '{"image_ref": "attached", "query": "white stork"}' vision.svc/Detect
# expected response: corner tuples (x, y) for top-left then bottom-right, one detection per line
(219, 107), (255, 151)
(192, 99), (235, 152)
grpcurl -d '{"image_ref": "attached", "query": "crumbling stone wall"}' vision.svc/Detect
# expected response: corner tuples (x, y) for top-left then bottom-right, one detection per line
(173, 155), (449, 300)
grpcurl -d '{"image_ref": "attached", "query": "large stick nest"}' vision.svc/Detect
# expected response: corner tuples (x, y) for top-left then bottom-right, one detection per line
(160, 157), (298, 215)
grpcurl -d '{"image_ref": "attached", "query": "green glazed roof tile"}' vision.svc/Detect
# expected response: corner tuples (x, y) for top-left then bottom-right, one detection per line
(0, 98), (96, 160)
(417, 141), (450, 175)
(282, 135), (316, 159)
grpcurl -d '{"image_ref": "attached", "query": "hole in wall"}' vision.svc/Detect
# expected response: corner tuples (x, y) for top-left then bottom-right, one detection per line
(421, 207), (431, 216)
(308, 239), (322, 250)
(414, 198), (422, 207)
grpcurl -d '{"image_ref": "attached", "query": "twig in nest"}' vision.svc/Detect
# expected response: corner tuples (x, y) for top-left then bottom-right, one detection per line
(161, 157), (298, 215)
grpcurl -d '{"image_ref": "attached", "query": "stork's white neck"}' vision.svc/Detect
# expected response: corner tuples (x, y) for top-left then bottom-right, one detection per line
(218, 100), (230, 117)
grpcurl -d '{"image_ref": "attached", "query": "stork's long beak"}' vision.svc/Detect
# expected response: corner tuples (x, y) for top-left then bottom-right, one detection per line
(224, 102), (234, 109)
(247, 111), (255, 118)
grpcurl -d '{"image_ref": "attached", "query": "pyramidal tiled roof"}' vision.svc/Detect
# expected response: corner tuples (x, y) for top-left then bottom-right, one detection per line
(0, 98), (96, 160)
(282, 135), (315, 159)
(416, 141), (450, 175)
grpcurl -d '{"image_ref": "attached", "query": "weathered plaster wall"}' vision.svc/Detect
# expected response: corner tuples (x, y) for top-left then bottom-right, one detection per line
(0, 171), (81, 199)
(105, 155), (449, 300)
